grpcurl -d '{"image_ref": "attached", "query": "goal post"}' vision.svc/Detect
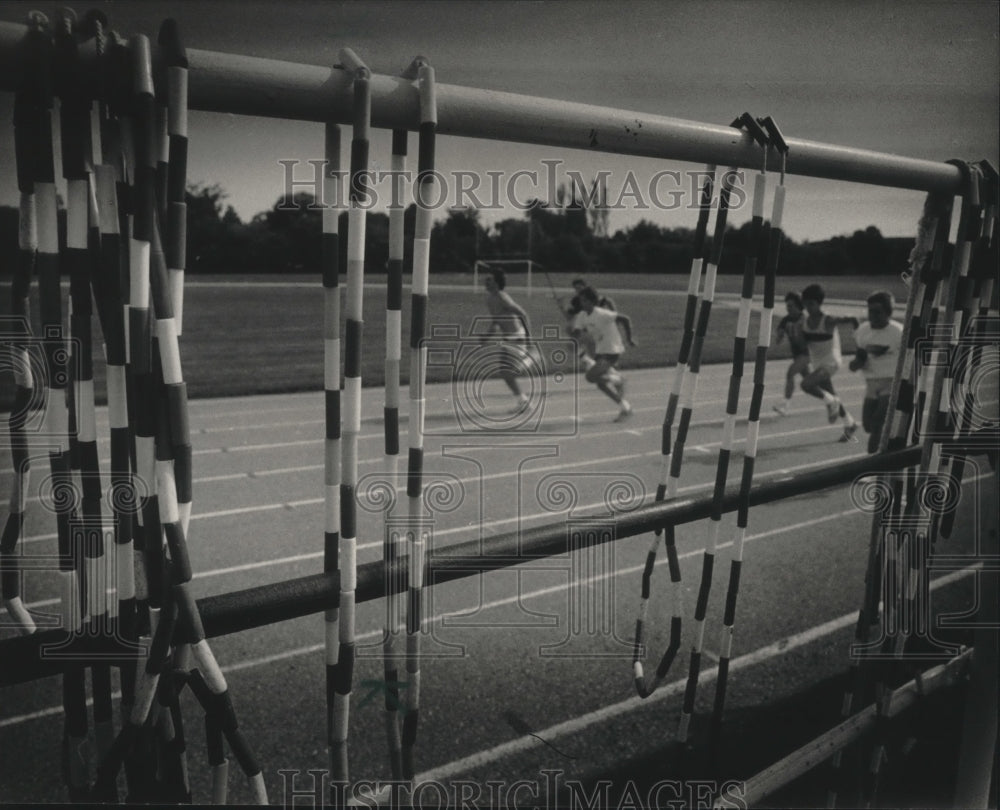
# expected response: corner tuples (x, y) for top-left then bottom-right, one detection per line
(472, 258), (545, 296)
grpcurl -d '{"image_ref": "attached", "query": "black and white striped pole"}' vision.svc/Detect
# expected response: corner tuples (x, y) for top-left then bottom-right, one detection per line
(710, 116), (787, 763)
(403, 56), (437, 786)
(678, 114), (767, 745)
(330, 45), (371, 784)
(632, 166), (715, 699)
(158, 19), (188, 339)
(322, 113), (344, 786)
(54, 10), (97, 794)
(1, 9), (50, 636)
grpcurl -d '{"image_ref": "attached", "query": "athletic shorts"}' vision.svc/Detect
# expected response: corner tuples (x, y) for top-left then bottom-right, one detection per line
(594, 353), (621, 365)
(810, 357), (841, 376)
(865, 377), (893, 400)
(496, 340), (538, 376)
(789, 354), (810, 374)
(862, 395), (890, 438)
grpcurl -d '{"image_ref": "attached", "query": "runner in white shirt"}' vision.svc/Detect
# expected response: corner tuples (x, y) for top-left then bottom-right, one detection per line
(800, 283), (861, 442)
(849, 290), (904, 453)
(571, 286), (637, 422)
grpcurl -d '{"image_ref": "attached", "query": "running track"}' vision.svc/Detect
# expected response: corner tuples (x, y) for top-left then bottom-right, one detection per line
(0, 359), (994, 805)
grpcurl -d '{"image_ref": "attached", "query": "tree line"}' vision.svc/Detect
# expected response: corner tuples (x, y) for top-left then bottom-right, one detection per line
(0, 183), (935, 277)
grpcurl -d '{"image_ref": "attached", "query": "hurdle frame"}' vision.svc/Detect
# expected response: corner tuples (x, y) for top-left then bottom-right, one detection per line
(0, 14), (995, 807)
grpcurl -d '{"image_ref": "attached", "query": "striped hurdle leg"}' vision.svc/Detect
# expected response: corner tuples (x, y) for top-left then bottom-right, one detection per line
(710, 121), (788, 761)
(942, 164), (997, 543)
(95, 156), (138, 707)
(861, 215), (966, 807)
(829, 190), (952, 808)
(656, 165), (715, 507)
(159, 19), (188, 338)
(383, 124), (409, 779)
(633, 167), (715, 698)
(403, 58), (437, 785)
(331, 47), (372, 784)
(1, 187), (36, 635)
(50, 12), (96, 797)
(673, 166), (739, 742)
(931, 165), (983, 541)
(2, 29), (48, 633)
(322, 118), (345, 783)
(632, 523), (682, 698)
(666, 167), (738, 501)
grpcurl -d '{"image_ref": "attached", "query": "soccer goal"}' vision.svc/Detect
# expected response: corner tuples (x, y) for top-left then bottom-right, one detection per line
(472, 258), (546, 296)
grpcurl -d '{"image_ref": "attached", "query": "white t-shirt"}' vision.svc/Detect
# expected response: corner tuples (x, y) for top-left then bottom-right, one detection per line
(573, 306), (625, 355)
(802, 313), (843, 373)
(854, 320), (903, 379)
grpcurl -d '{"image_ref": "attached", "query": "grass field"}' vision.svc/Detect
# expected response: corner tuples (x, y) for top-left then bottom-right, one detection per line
(0, 272), (902, 409)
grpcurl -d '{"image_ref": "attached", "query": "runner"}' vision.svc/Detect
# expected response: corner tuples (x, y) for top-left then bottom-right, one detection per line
(799, 283), (860, 442)
(565, 278), (616, 371)
(772, 291), (810, 416)
(482, 268), (536, 413)
(571, 286), (636, 423)
(848, 290), (904, 453)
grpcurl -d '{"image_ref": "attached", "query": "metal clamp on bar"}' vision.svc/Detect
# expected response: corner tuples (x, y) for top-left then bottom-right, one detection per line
(338, 46), (370, 78)
(732, 111), (769, 148)
(759, 115), (789, 180)
(400, 55), (427, 81)
(758, 115), (788, 154)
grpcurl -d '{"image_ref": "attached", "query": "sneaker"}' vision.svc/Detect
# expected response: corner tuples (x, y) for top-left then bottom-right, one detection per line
(772, 403), (788, 416)
(825, 398), (840, 424)
(838, 423), (859, 443)
(509, 397), (529, 415)
(613, 403), (633, 423)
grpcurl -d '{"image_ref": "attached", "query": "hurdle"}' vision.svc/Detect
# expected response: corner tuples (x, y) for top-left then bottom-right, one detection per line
(0, 9), (996, 808)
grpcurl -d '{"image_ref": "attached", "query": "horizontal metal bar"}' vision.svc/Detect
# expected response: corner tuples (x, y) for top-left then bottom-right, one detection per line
(0, 571), (339, 686)
(356, 446), (923, 601)
(0, 445), (939, 685)
(0, 20), (963, 194)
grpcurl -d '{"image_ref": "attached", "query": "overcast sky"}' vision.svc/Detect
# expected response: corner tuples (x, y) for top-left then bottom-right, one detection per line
(0, 0), (997, 243)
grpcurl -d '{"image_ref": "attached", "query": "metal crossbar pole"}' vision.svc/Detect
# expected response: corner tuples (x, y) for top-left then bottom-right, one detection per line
(0, 20), (966, 194)
(0, 447), (924, 687)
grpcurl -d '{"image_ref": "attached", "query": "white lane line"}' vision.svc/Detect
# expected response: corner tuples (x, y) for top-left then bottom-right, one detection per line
(0, 383), (868, 475)
(6, 396), (841, 487)
(15, 439), (865, 549)
(14, 506), (863, 613)
(414, 564), (980, 784)
(18, 463), (989, 615)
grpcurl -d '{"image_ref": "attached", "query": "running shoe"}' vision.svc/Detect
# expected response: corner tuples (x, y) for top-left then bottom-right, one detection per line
(508, 397), (530, 415)
(826, 398), (840, 424)
(838, 423), (859, 443)
(772, 403), (788, 416)
(613, 403), (633, 423)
